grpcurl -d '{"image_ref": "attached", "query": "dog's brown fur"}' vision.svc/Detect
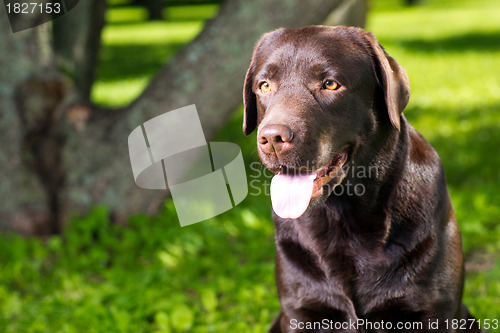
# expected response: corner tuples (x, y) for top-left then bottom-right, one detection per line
(243, 26), (480, 333)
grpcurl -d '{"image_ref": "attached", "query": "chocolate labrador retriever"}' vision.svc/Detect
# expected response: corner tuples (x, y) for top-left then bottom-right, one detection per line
(243, 26), (481, 332)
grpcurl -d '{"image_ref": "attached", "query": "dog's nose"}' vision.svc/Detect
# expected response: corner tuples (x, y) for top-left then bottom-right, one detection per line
(258, 124), (294, 154)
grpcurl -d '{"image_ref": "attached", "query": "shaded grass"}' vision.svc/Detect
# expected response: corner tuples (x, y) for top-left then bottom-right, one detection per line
(0, 203), (278, 332)
(397, 32), (500, 53)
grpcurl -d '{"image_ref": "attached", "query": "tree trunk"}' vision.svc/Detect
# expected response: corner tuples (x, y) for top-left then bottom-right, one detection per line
(1, 0), (367, 234)
(53, 1), (107, 98)
(0, 10), (56, 234)
(0, 0), (106, 234)
(145, 0), (165, 21)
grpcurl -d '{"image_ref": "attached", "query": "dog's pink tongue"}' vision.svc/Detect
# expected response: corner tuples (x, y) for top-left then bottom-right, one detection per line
(271, 172), (316, 219)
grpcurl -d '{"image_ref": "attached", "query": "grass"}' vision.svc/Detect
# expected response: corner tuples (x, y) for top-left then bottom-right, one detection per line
(1, 0), (500, 331)
(368, 0), (500, 315)
(91, 3), (219, 106)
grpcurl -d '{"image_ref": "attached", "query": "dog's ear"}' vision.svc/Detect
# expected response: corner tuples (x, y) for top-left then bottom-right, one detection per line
(365, 32), (410, 131)
(243, 28), (287, 136)
(243, 58), (257, 136)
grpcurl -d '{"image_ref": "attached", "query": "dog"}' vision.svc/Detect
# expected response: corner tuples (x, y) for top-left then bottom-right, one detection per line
(243, 26), (480, 332)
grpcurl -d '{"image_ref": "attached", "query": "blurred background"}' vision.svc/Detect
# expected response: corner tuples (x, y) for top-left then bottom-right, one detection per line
(0, 0), (499, 331)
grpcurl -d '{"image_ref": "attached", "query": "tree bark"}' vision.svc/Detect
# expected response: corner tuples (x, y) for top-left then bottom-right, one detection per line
(0, 0), (106, 234)
(0, 10), (56, 234)
(144, 0), (165, 21)
(53, 1), (107, 98)
(0, 0), (367, 234)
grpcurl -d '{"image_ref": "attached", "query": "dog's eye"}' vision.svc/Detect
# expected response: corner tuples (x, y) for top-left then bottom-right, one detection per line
(323, 80), (340, 91)
(259, 81), (271, 93)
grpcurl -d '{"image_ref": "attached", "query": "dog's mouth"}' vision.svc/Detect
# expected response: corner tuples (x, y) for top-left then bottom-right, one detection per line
(270, 147), (349, 219)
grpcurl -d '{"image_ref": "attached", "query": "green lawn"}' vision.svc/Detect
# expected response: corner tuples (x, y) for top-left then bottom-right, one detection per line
(368, 0), (500, 316)
(1, 0), (499, 332)
(91, 3), (219, 107)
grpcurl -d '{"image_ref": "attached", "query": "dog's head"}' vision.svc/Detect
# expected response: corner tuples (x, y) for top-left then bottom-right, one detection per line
(243, 26), (410, 218)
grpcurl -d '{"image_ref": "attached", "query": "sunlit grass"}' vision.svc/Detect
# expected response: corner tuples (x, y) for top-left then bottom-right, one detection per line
(101, 22), (206, 45)
(92, 4), (218, 106)
(92, 78), (149, 107)
(105, 6), (149, 22)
